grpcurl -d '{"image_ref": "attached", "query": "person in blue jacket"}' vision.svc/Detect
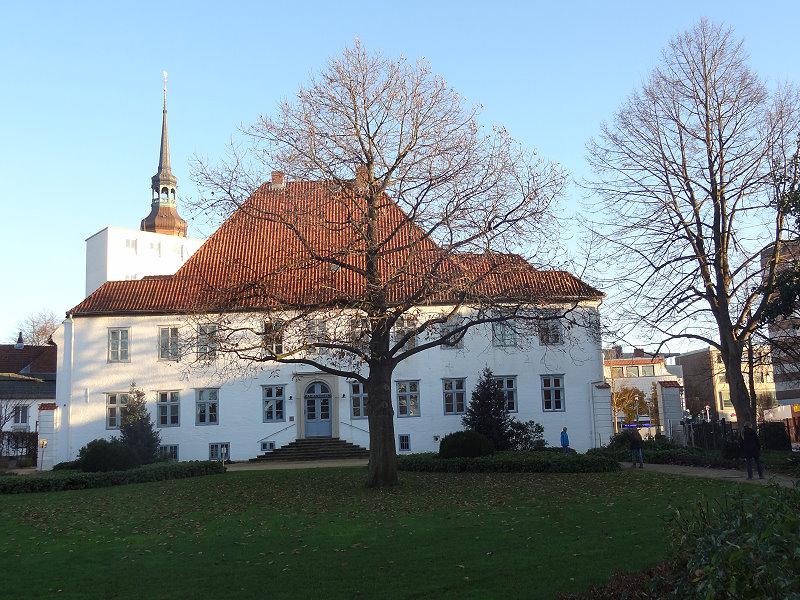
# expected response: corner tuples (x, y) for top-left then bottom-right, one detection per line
(560, 427), (570, 451)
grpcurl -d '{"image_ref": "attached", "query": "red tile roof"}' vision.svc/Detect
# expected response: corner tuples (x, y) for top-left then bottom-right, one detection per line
(0, 344), (57, 375)
(71, 181), (602, 316)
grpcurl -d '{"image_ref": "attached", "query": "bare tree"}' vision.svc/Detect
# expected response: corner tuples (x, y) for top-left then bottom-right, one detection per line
(11, 310), (60, 346)
(586, 19), (800, 425)
(190, 42), (600, 487)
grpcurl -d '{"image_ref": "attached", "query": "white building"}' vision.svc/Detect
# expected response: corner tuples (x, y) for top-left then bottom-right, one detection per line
(46, 88), (613, 468)
(602, 349), (685, 436)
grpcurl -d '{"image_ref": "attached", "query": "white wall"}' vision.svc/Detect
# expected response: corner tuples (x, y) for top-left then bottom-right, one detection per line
(85, 226), (204, 296)
(54, 306), (608, 464)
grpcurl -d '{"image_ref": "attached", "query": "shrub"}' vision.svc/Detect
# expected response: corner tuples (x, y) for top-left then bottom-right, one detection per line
(78, 438), (140, 472)
(0, 461), (226, 494)
(607, 430), (632, 450)
(508, 420), (546, 451)
(557, 562), (677, 599)
(399, 451), (620, 473)
(759, 422), (791, 452)
(462, 368), (512, 450)
(587, 446), (740, 469)
(120, 384), (161, 464)
(668, 486), (800, 599)
(439, 430), (493, 458)
(52, 460), (81, 471)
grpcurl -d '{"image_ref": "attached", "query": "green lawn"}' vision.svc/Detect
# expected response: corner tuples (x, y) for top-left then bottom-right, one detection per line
(0, 467), (759, 599)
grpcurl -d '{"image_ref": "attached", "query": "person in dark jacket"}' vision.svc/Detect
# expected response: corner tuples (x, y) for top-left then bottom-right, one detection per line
(560, 427), (570, 452)
(740, 423), (764, 480)
(629, 428), (644, 468)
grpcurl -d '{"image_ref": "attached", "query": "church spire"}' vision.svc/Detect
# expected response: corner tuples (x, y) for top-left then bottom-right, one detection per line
(157, 72), (173, 178)
(141, 71), (188, 237)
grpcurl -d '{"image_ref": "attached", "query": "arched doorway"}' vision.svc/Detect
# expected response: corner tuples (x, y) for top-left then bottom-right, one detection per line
(304, 381), (332, 437)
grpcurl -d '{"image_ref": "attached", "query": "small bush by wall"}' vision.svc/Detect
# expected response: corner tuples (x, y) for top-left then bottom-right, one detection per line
(439, 430), (493, 458)
(399, 451), (620, 473)
(78, 438), (141, 472)
(0, 461), (226, 494)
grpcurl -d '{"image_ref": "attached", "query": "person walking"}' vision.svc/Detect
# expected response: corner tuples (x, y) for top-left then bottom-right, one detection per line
(560, 427), (570, 452)
(740, 422), (764, 480)
(629, 427), (644, 468)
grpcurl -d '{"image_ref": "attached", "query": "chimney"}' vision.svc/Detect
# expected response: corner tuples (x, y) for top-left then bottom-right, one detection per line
(14, 331), (24, 350)
(633, 348), (645, 358)
(355, 165), (368, 192)
(270, 171), (286, 189)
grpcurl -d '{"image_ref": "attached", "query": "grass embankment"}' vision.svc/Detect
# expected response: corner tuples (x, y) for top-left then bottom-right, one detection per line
(0, 467), (761, 599)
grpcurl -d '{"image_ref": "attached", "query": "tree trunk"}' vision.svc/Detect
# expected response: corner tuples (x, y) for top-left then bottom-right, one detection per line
(365, 363), (398, 487)
(725, 347), (753, 425)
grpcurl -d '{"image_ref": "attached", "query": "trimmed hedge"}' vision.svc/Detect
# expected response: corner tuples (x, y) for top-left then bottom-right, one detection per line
(587, 446), (740, 470)
(439, 430), (493, 458)
(0, 461), (225, 495)
(398, 451), (620, 473)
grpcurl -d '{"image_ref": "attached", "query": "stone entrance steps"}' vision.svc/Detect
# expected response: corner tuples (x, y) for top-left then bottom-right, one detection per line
(251, 437), (370, 462)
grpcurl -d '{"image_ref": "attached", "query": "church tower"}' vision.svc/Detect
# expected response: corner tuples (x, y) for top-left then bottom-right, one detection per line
(140, 72), (188, 237)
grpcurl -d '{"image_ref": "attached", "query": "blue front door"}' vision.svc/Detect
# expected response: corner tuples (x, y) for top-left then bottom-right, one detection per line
(304, 381), (332, 438)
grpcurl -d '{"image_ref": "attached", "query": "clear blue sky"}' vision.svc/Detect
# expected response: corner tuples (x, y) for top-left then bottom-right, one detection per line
(1, 1), (797, 342)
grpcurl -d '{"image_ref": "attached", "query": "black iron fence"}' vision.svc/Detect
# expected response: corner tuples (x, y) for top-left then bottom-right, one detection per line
(683, 419), (739, 452)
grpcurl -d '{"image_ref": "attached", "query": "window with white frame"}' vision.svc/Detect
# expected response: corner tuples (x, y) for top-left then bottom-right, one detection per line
(196, 388), (219, 425)
(12, 405), (29, 425)
(157, 391), (180, 427)
(125, 238), (137, 251)
(397, 380), (421, 417)
(106, 393), (130, 429)
(158, 444), (178, 461)
(541, 375), (565, 412)
(307, 319), (327, 353)
(350, 381), (368, 418)
(537, 315), (563, 345)
(398, 434), (411, 452)
(493, 376), (518, 412)
(440, 316), (464, 349)
(108, 328), (129, 362)
(209, 442), (230, 461)
(610, 366), (624, 378)
(159, 326), (180, 361)
(393, 315), (417, 351)
(492, 320), (517, 347)
(625, 365), (640, 377)
(442, 378), (466, 414)
(198, 324), (218, 360)
(640, 364), (655, 377)
(262, 385), (285, 422)
(262, 320), (284, 357)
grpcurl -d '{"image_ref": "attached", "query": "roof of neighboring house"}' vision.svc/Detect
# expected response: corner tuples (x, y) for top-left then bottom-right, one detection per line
(0, 344), (57, 376)
(70, 181), (603, 316)
(605, 358), (664, 366)
(0, 373), (56, 400)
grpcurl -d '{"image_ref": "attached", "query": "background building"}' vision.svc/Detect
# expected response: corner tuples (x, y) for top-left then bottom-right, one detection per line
(676, 346), (776, 422)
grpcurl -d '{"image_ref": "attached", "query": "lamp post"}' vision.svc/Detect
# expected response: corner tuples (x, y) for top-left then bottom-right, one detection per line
(38, 438), (48, 470)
